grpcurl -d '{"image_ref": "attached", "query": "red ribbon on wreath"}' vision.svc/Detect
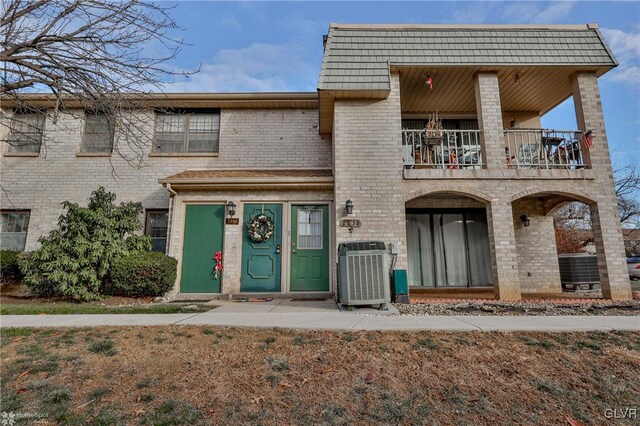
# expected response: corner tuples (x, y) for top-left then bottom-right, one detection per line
(212, 250), (223, 280)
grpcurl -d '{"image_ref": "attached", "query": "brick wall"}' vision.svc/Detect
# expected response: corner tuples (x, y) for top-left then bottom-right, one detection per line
(1, 108), (331, 251)
(512, 198), (562, 293)
(332, 73), (408, 268)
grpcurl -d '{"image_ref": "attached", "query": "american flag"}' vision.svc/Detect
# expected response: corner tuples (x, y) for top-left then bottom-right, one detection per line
(582, 130), (593, 149)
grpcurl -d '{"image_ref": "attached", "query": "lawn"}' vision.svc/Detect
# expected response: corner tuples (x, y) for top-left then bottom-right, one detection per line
(0, 303), (213, 315)
(0, 327), (638, 425)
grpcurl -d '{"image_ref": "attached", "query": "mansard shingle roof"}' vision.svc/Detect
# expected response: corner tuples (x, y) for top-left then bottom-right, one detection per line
(318, 23), (618, 91)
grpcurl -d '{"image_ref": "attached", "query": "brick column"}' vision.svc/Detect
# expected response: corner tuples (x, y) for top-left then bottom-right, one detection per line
(573, 72), (631, 300)
(332, 73), (407, 269)
(475, 72), (505, 169)
(487, 200), (522, 300)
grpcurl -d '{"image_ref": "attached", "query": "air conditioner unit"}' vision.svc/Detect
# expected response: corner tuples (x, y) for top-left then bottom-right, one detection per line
(337, 241), (391, 310)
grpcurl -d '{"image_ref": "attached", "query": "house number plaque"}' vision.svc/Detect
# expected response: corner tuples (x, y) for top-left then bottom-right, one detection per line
(339, 219), (361, 229)
(226, 218), (240, 225)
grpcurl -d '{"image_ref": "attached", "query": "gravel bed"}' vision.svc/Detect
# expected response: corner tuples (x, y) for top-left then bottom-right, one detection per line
(395, 300), (640, 316)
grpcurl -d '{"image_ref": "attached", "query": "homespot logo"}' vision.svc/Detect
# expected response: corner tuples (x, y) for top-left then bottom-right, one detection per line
(1, 412), (49, 425)
(604, 407), (638, 420)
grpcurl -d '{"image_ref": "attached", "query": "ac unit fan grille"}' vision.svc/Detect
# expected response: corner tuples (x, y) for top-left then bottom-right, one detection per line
(348, 254), (385, 301)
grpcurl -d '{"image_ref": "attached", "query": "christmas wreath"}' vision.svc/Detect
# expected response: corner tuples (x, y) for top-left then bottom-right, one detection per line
(247, 214), (274, 242)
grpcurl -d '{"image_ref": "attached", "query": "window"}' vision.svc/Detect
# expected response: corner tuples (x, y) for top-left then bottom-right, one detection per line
(297, 208), (323, 249)
(7, 113), (45, 153)
(1, 210), (30, 251)
(145, 210), (168, 253)
(153, 111), (220, 153)
(82, 113), (114, 153)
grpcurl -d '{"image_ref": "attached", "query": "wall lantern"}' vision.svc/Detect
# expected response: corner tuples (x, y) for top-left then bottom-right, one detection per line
(345, 199), (354, 215)
(514, 74), (521, 85)
(520, 214), (530, 227)
(226, 201), (237, 218)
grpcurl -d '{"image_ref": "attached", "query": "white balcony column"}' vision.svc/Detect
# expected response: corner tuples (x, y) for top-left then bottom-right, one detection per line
(573, 72), (631, 300)
(474, 72), (505, 169)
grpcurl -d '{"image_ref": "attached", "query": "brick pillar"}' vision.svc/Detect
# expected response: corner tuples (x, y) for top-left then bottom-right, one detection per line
(332, 73), (407, 269)
(573, 72), (631, 300)
(475, 72), (505, 169)
(487, 200), (522, 300)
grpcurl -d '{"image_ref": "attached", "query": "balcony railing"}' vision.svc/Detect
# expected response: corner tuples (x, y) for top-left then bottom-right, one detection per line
(402, 129), (483, 169)
(504, 129), (586, 169)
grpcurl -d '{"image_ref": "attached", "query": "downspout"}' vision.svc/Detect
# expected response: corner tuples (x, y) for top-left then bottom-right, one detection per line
(165, 183), (178, 256)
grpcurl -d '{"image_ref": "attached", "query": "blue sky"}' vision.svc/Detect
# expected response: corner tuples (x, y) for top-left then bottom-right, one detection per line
(165, 1), (640, 167)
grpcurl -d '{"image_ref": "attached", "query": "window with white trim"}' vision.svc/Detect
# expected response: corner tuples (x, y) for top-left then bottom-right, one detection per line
(7, 113), (45, 153)
(153, 111), (220, 153)
(145, 210), (168, 253)
(297, 208), (322, 249)
(1, 210), (30, 251)
(82, 113), (114, 153)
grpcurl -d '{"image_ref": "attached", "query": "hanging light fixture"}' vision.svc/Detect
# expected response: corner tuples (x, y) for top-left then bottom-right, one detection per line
(514, 74), (521, 85)
(520, 214), (530, 227)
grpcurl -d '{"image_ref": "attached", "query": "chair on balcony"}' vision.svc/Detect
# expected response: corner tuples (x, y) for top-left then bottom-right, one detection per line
(514, 143), (541, 168)
(403, 144), (415, 168)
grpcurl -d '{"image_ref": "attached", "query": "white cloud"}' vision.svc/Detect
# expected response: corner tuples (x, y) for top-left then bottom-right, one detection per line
(165, 42), (318, 92)
(499, 1), (576, 24)
(601, 28), (640, 90)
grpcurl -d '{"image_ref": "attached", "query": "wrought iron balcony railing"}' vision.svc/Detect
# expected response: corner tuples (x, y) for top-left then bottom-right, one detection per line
(503, 129), (586, 169)
(402, 129), (483, 169)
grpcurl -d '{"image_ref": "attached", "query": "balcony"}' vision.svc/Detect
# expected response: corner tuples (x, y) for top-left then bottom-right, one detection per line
(402, 129), (483, 169)
(402, 128), (588, 172)
(503, 129), (587, 169)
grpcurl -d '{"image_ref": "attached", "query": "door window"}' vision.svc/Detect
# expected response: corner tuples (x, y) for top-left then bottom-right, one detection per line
(297, 208), (322, 249)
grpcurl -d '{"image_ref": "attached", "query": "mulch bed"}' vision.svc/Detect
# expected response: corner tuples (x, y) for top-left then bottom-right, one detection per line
(398, 299), (640, 316)
(1, 327), (639, 425)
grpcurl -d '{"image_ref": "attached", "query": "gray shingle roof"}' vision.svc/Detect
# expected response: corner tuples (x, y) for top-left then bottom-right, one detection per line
(318, 24), (617, 91)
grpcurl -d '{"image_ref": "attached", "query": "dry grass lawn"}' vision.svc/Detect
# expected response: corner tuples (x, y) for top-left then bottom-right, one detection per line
(1, 327), (639, 425)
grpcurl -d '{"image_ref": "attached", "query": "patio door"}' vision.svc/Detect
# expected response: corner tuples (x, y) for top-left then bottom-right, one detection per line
(290, 205), (330, 292)
(406, 209), (492, 288)
(240, 204), (282, 292)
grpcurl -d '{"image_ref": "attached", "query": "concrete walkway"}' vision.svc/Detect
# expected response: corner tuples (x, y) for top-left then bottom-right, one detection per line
(1, 300), (638, 331)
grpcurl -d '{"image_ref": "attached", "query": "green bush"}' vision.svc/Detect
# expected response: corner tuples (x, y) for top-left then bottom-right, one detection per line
(0, 250), (24, 283)
(108, 252), (177, 297)
(20, 187), (151, 301)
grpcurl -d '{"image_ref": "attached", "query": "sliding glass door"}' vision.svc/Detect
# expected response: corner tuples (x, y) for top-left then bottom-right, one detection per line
(406, 209), (493, 287)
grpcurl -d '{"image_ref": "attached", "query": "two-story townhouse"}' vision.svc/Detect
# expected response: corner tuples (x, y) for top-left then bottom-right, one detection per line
(1, 23), (632, 301)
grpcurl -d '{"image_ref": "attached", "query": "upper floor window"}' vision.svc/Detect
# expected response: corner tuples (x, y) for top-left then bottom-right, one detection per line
(7, 112), (45, 153)
(1, 210), (30, 251)
(153, 111), (220, 154)
(82, 113), (114, 153)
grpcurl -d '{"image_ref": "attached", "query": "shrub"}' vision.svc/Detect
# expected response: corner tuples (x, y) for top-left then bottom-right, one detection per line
(19, 187), (151, 301)
(0, 250), (23, 283)
(108, 252), (177, 297)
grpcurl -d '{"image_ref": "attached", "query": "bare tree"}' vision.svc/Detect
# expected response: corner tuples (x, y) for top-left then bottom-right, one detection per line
(0, 0), (195, 166)
(554, 162), (640, 255)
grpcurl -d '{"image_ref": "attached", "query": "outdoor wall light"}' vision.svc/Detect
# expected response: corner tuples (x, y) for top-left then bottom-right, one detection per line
(226, 201), (237, 218)
(345, 199), (354, 215)
(520, 214), (530, 227)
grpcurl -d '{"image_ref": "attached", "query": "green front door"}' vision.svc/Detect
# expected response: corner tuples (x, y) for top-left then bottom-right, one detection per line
(241, 204), (282, 292)
(290, 205), (330, 291)
(180, 205), (224, 293)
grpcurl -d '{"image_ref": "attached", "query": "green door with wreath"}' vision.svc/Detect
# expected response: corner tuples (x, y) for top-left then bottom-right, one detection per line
(180, 205), (225, 293)
(241, 204), (282, 292)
